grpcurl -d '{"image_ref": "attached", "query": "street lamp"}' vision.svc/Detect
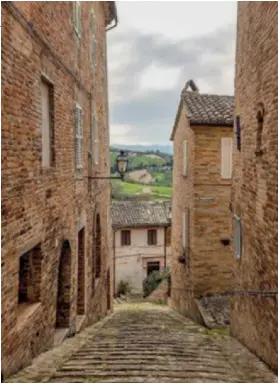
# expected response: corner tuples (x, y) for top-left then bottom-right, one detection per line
(88, 150), (128, 180)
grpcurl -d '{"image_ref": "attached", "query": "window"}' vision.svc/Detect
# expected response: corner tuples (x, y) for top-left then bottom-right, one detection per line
(75, 104), (83, 169)
(166, 227), (171, 246)
(41, 79), (54, 168)
(182, 209), (189, 249)
(18, 244), (42, 304)
(183, 140), (188, 176)
(73, 1), (81, 37)
(92, 113), (99, 165)
(221, 137), (233, 179)
(147, 261), (160, 276)
(121, 230), (131, 246)
(91, 10), (97, 70)
(148, 230), (157, 246)
(234, 215), (242, 260)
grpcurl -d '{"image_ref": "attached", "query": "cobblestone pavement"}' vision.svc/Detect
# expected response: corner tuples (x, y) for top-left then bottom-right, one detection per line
(6, 303), (278, 383)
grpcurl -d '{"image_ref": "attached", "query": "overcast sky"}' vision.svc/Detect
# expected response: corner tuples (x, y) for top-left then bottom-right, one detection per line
(107, 2), (237, 146)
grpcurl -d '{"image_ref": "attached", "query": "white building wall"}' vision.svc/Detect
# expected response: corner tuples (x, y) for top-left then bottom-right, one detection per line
(114, 226), (171, 295)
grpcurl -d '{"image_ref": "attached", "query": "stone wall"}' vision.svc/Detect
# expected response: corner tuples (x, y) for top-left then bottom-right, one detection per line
(230, 2), (278, 371)
(171, 102), (235, 314)
(1, 2), (114, 377)
(146, 279), (169, 303)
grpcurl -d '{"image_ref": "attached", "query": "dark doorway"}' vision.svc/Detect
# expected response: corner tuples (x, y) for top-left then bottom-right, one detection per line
(147, 261), (160, 276)
(56, 241), (71, 328)
(77, 228), (85, 315)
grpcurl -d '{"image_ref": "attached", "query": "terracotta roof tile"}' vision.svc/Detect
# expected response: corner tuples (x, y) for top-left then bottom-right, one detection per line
(111, 201), (172, 228)
(182, 91), (234, 126)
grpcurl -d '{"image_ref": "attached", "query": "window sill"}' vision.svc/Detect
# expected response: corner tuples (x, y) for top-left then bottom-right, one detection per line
(16, 302), (42, 332)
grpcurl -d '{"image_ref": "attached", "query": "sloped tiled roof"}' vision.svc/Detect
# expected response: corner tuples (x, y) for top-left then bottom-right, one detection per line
(170, 80), (234, 140)
(182, 90), (234, 126)
(111, 201), (172, 228)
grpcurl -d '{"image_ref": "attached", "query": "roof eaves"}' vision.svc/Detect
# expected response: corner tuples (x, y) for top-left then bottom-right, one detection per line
(170, 97), (183, 141)
(112, 223), (170, 229)
(189, 121), (234, 127)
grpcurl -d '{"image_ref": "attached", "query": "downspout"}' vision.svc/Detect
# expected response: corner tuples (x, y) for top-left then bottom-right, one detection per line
(164, 226), (167, 269)
(113, 228), (116, 297)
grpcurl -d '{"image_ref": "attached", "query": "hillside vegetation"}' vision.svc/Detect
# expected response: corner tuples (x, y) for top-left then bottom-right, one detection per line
(110, 148), (173, 201)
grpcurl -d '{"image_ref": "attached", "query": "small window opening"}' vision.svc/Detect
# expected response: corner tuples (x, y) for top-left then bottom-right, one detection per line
(18, 245), (42, 304)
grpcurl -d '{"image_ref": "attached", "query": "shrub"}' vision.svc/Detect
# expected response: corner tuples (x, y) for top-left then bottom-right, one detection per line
(143, 268), (170, 298)
(117, 280), (131, 297)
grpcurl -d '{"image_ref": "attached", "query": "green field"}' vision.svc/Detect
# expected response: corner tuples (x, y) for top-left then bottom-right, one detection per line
(111, 180), (172, 201)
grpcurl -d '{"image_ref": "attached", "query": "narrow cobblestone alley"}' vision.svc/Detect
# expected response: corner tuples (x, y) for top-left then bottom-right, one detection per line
(5, 303), (277, 383)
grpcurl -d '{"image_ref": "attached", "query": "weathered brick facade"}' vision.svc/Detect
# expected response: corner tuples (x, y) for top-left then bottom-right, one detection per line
(170, 85), (236, 317)
(1, 1), (116, 377)
(230, 2), (278, 370)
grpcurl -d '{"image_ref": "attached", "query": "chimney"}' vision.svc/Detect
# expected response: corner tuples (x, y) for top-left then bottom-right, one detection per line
(184, 79), (199, 93)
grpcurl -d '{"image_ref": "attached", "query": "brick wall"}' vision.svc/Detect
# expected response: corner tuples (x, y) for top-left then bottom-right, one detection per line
(230, 2), (278, 370)
(1, 2), (114, 377)
(171, 102), (235, 315)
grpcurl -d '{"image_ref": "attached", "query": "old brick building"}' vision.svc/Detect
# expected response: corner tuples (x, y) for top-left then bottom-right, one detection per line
(230, 3), (278, 370)
(1, 1), (117, 377)
(170, 80), (236, 317)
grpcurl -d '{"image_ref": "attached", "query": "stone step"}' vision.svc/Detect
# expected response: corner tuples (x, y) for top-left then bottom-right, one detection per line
(59, 363), (230, 374)
(74, 351), (224, 359)
(52, 369), (233, 379)
(49, 378), (231, 383)
(63, 357), (227, 367)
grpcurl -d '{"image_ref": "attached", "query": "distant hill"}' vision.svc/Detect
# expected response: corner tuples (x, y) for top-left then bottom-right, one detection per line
(111, 144), (173, 155)
(110, 147), (173, 201)
(110, 150), (172, 174)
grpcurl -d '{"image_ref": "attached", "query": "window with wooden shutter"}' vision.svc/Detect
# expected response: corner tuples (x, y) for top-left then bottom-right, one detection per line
(41, 80), (54, 168)
(75, 104), (83, 169)
(121, 230), (131, 246)
(92, 114), (99, 165)
(221, 137), (232, 179)
(182, 209), (189, 249)
(234, 215), (242, 260)
(73, 1), (81, 37)
(91, 10), (97, 70)
(183, 141), (188, 176)
(148, 230), (157, 246)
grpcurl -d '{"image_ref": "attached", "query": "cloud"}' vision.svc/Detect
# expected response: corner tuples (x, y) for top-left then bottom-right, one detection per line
(107, 22), (236, 145)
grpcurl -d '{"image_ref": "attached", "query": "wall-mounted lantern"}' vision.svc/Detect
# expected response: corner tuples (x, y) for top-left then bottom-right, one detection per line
(89, 150), (128, 180)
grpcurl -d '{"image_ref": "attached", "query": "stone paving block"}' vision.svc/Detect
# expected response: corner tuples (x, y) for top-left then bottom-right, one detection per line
(5, 303), (277, 383)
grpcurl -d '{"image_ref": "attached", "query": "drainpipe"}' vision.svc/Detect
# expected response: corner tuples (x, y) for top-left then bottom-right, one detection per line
(113, 228), (116, 297)
(164, 226), (167, 269)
